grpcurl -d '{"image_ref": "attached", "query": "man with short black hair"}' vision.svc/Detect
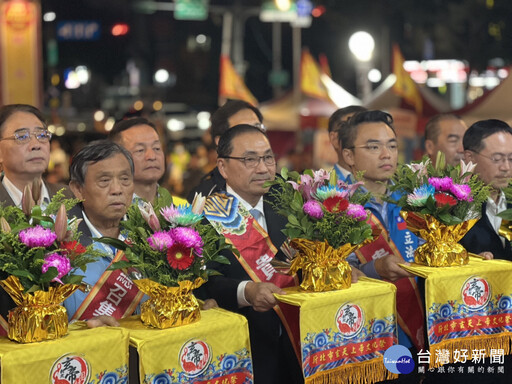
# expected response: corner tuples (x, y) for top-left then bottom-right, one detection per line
(187, 100), (264, 202)
(460, 119), (512, 261)
(424, 114), (467, 166)
(328, 105), (367, 181)
(202, 124), (302, 384)
(342, 110), (423, 352)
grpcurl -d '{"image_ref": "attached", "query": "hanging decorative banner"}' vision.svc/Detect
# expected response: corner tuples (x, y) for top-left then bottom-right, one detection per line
(121, 307), (253, 383)
(0, 326), (129, 383)
(401, 257), (512, 368)
(275, 278), (398, 384)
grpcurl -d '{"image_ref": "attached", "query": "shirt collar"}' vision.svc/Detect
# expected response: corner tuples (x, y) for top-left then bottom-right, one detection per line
(2, 176), (50, 208)
(226, 185), (264, 214)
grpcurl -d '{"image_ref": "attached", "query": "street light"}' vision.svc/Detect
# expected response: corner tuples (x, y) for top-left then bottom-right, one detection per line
(348, 31), (375, 102)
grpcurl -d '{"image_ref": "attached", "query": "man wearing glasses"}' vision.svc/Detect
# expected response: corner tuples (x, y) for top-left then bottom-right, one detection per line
(460, 119), (512, 261)
(0, 104), (72, 207)
(201, 124), (303, 384)
(187, 99), (265, 202)
(341, 110), (424, 356)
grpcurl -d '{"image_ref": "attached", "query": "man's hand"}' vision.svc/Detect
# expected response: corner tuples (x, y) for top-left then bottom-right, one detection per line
(351, 267), (366, 283)
(479, 251), (493, 260)
(86, 315), (120, 328)
(201, 298), (219, 310)
(374, 254), (414, 281)
(245, 282), (286, 312)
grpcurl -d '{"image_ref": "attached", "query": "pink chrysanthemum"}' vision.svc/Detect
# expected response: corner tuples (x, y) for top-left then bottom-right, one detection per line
(450, 183), (472, 202)
(147, 231), (174, 251)
(346, 204), (368, 221)
(160, 205), (180, 223)
(19, 225), (57, 248)
(428, 177), (453, 192)
(42, 253), (71, 284)
(303, 200), (324, 219)
(171, 227), (203, 257)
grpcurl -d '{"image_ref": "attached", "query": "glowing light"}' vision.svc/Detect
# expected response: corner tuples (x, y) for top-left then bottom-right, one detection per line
(104, 117), (116, 132)
(154, 69), (169, 84)
(348, 31), (375, 62)
(275, 0), (291, 11)
(167, 119), (185, 132)
(196, 34), (207, 44)
(111, 23), (129, 36)
(43, 12), (56, 22)
(153, 101), (163, 111)
(134, 100), (144, 111)
(368, 69), (382, 83)
(94, 110), (105, 122)
(77, 123), (86, 132)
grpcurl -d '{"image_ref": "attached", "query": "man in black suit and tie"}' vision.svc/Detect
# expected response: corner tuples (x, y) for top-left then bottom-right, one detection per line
(0, 104), (72, 326)
(201, 125), (303, 384)
(460, 119), (512, 261)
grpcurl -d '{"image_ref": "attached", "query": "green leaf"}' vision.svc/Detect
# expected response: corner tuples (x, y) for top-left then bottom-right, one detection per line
(288, 215), (299, 226)
(280, 167), (289, 180)
(107, 260), (133, 270)
(212, 255), (230, 265)
(11, 269), (35, 280)
(95, 237), (128, 251)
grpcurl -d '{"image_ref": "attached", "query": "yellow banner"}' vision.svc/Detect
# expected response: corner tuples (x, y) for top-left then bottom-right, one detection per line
(300, 49), (330, 100)
(402, 257), (512, 368)
(275, 278), (398, 384)
(0, 326), (129, 383)
(392, 44), (422, 115)
(121, 308), (253, 383)
(0, 0), (41, 107)
(219, 54), (258, 106)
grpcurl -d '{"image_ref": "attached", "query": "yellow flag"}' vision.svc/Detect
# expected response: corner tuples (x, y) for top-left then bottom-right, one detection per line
(392, 44), (422, 115)
(300, 49), (330, 100)
(219, 55), (258, 106)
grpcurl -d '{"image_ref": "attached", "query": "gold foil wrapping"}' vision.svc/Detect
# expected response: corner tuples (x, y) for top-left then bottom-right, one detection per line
(499, 220), (512, 241)
(289, 239), (356, 292)
(400, 211), (478, 267)
(0, 275), (79, 343)
(134, 278), (204, 329)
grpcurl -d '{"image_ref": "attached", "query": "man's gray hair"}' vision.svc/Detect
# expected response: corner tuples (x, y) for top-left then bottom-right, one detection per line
(69, 140), (134, 185)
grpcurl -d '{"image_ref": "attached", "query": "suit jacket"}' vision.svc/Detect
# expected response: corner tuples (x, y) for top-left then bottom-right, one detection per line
(0, 180), (74, 320)
(186, 167), (225, 203)
(200, 198), (302, 384)
(460, 202), (512, 261)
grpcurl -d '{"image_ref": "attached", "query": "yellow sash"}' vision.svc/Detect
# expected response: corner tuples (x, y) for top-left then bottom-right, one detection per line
(402, 257), (512, 368)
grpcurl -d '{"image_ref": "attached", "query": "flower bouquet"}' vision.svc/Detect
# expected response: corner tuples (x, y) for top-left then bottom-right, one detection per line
(389, 153), (490, 266)
(99, 190), (231, 329)
(267, 168), (375, 292)
(0, 184), (99, 342)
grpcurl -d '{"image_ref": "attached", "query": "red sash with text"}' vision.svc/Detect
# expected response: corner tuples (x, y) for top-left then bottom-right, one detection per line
(204, 193), (301, 357)
(71, 250), (144, 321)
(355, 214), (425, 350)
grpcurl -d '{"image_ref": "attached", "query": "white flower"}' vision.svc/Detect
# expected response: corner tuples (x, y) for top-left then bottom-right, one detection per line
(190, 192), (206, 215)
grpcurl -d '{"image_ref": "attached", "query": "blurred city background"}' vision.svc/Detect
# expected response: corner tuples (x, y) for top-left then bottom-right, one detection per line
(2, 0), (512, 197)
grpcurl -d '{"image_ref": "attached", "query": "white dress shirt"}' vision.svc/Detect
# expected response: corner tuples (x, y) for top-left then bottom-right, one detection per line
(2, 176), (50, 208)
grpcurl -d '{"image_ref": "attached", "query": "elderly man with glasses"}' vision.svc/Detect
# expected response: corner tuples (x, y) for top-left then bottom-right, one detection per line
(460, 119), (512, 261)
(0, 104), (73, 207)
(0, 104), (73, 332)
(200, 124), (303, 384)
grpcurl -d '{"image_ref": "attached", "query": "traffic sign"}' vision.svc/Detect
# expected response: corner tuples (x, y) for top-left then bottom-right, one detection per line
(174, 0), (209, 21)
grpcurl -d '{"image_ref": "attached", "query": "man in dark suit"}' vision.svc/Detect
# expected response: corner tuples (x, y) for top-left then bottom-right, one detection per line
(460, 119), (512, 261)
(201, 125), (303, 384)
(186, 99), (264, 202)
(0, 104), (72, 323)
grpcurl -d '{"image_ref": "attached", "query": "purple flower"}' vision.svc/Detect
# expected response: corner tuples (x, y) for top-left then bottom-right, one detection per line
(428, 177), (453, 192)
(450, 183), (472, 202)
(42, 253), (71, 284)
(346, 204), (368, 221)
(19, 225), (57, 248)
(303, 200), (324, 219)
(147, 231), (174, 251)
(170, 227), (204, 257)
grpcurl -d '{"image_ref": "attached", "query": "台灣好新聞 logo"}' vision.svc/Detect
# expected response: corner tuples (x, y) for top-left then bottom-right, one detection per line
(383, 345), (415, 374)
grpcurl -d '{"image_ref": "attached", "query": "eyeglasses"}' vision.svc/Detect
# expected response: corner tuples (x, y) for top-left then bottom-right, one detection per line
(474, 151), (512, 165)
(348, 142), (398, 154)
(220, 154), (276, 168)
(253, 122), (267, 132)
(0, 128), (52, 144)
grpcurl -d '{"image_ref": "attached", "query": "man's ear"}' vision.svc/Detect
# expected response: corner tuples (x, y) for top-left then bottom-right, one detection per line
(217, 158), (228, 180)
(425, 139), (435, 157)
(69, 181), (84, 200)
(328, 131), (340, 151)
(464, 150), (474, 163)
(342, 148), (355, 167)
